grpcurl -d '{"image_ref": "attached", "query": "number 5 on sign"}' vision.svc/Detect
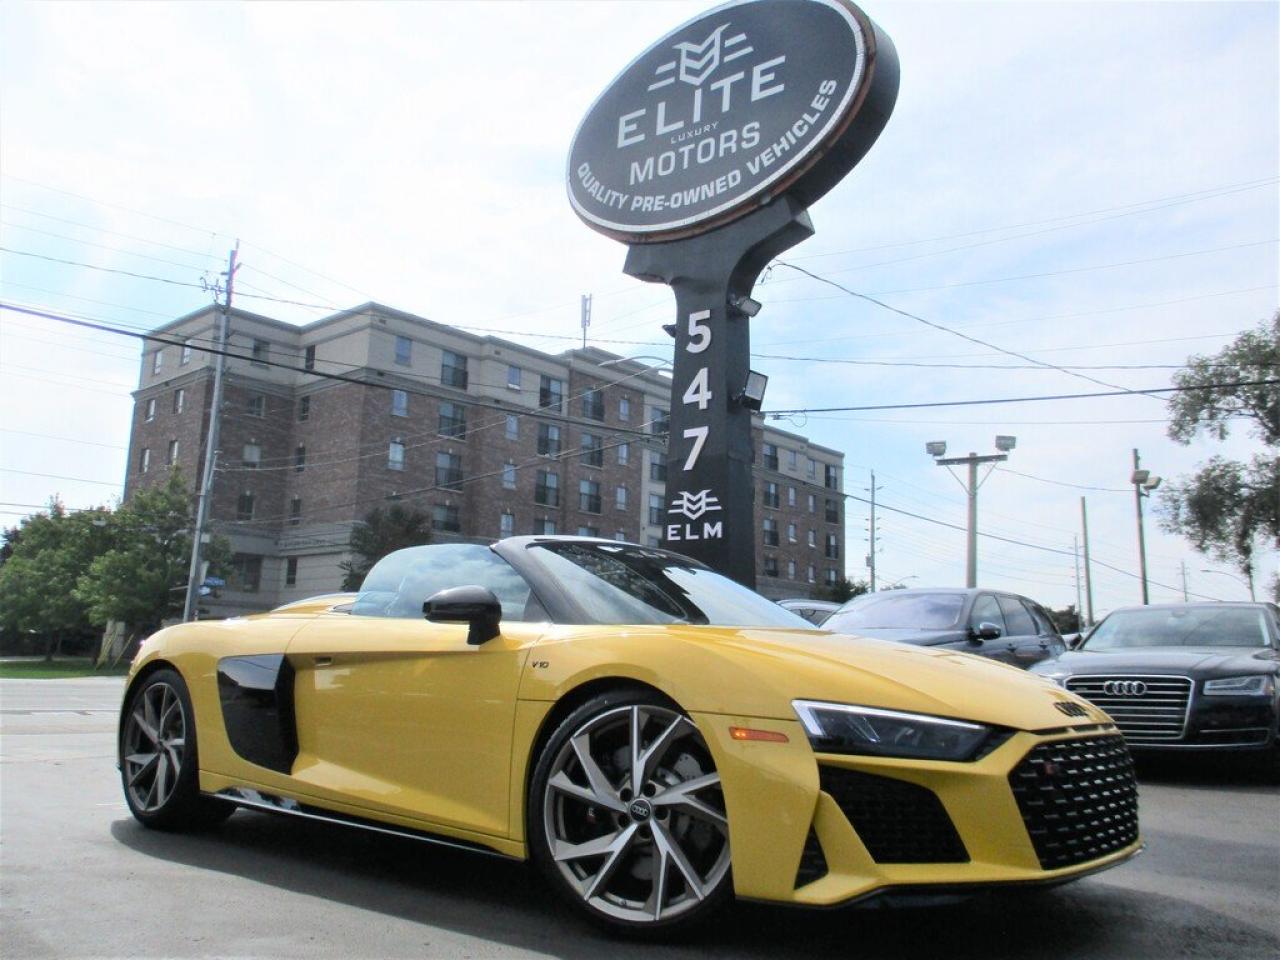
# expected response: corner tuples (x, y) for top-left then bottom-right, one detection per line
(682, 426), (708, 471)
(686, 309), (711, 353)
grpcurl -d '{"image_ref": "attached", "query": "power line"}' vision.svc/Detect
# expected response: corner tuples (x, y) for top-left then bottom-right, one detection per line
(1, 468), (122, 487)
(994, 467), (1131, 494)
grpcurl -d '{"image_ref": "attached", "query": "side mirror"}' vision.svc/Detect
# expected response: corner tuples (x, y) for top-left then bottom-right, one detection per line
(423, 585), (502, 645)
(971, 622), (1003, 642)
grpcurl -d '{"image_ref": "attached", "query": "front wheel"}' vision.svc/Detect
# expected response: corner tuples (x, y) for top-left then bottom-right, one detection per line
(119, 668), (233, 830)
(529, 690), (732, 935)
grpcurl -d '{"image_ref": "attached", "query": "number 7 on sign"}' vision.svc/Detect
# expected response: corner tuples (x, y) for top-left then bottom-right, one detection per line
(682, 426), (708, 471)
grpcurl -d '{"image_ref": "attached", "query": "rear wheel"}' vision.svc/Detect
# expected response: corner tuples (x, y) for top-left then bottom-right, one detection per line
(120, 668), (233, 830)
(529, 690), (731, 935)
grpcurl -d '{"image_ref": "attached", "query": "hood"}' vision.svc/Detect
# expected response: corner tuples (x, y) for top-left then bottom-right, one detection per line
(1035, 645), (1279, 677)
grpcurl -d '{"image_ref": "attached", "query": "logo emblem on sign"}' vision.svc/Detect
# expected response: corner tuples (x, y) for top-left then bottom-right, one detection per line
(646, 24), (755, 90)
(669, 490), (722, 521)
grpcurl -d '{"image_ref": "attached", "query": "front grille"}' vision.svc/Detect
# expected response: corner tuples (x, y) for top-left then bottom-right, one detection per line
(1008, 734), (1139, 871)
(1065, 675), (1192, 743)
(819, 767), (968, 864)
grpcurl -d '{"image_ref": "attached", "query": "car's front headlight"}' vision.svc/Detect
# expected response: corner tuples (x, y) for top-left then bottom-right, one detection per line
(1203, 675), (1274, 697)
(792, 700), (999, 761)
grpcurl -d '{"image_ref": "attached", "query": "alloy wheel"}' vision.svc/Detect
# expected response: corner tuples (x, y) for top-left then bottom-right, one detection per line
(122, 681), (188, 813)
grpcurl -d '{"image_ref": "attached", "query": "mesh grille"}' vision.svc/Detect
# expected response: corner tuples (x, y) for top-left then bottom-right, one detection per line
(1008, 734), (1139, 870)
(819, 766), (968, 864)
(794, 826), (828, 888)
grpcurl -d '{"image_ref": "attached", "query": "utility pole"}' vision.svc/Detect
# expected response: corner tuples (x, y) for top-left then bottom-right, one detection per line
(580, 293), (592, 349)
(1130, 448), (1162, 606)
(1073, 535), (1084, 627)
(866, 469), (881, 591)
(183, 243), (238, 622)
(1179, 561), (1189, 601)
(928, 437), (1015, 588)
(1080, 497), (1095, 627)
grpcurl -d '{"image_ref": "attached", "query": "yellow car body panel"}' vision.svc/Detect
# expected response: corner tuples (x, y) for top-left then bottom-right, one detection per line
(126, 602), (1138, 908)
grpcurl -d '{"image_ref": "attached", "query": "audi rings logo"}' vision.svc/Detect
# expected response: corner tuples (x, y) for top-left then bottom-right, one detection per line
(1103, 680), (1148, 697)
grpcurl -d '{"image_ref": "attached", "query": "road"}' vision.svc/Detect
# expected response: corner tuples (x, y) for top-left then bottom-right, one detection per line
(1, 677), (1277, 959)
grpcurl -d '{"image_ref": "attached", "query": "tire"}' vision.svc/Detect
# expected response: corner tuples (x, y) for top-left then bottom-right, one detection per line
(528, 689), (732, 936)
(119, 668), (233, 831)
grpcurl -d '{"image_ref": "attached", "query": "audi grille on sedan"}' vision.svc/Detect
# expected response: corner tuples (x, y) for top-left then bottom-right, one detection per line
(119, 537), (1142, 934)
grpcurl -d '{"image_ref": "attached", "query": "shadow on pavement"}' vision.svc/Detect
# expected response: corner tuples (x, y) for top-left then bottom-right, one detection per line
(111, 807), (1280, 960)
(1134, 753), (1280, 791)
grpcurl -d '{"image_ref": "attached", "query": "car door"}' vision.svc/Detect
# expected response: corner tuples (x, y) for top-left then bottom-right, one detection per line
(997, 594), (1043, 668)
(1023, 599), (1066, 664)
(283, 544), (546, 839)
(969, 593), (1018, 665)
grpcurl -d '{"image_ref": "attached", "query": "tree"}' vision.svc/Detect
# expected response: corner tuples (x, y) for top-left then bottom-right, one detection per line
(339, 505), (433, 591)
(1049, 605), (1081, 634)
(1158, 312), (1279, 595)
(818, 577), (871, 604)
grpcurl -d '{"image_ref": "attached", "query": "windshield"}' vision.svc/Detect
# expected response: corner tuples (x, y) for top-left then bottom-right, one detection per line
(529, 541), (812, 628)
(1085, 607), (1272, 650)
(825, 593), (966, 631)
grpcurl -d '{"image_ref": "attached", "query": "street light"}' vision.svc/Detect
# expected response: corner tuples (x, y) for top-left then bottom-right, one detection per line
(927, 437), (1016, 587)
(1199, 568), (1257, 601)
(1130, 448), (1161, 605)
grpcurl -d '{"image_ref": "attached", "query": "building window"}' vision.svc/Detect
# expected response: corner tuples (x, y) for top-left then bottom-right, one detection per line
(580, 432), (603, 468)
(433, 503), (461, 533)
(304, 344), (316, 371)
(788, 449), (798, 469)
(436, 451), (463, 490)
(617, 442), (629, 466)
(294, 445), (306, 472)
(763, 443), (778, 471)
(388, 439), (405, 471)
(500, 512), (515, 537)
(236, 492), (255, 521)
(441, 349), (468, 388)
(297, 396), (311, 422)
(825, 568), (839, 586)
(619, 395), (631, 421)
(581, 387), (605, 421)
(825, 533), (840, 560)
(787, 486), (796, 508)
(577, 525), (599, 538)
(763, 556), (779, 578)
(647, 534), (661, 547)
(807, 564), (816, 584)
(505, 415), (519, 441)
(284, 557), (298, 587)
(391, 389), (408, 417)
(787, 522), (797, 543)
(650, 407), (669, 436)
(152, 350), (163, 374)
(763, 482), (779, 509)
(763, 516), (779, 547)
(615, 530), (627, 542)
(144, 398), (156, 422)
(180, 340), (192, 366)
(808, 529), (817, 548)
(579, 479), (601, 514)
(825, 499), (839, 524)
(535, 518), (557, 535)
(247, 394), (265, 418)
(173, 389), (185, 414)
(825, 464), (840, 490)
(539, 375), (564, 411)
(438, 401), (466, 439)
(289, 497), (302, 526)
(537, 423), (561, 457)
(167, 439), (179, 465)
(535, 470), (560, 507)
(242, 444), (260, 469)
(807, 493), (816, 514)
(507, 365), (522, 390)
(787, 559), (796, 580)
(648, 493), (664, 527)
(502, 461), (517, 490)
(394, 335), (412, 366)
(615, 485), (627, 511)
(649, 452), (667, 483)
(251, 339), (269, 366)
(231, 554), (262, 592)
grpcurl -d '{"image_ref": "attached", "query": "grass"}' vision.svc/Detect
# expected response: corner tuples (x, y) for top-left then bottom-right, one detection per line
(0, 658), (130, 679)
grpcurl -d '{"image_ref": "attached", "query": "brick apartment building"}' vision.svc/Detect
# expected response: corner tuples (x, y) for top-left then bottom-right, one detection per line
(125, 303), (846, 616)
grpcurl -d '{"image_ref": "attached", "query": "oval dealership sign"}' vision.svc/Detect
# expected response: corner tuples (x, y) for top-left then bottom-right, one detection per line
(567, 0), (898, 243)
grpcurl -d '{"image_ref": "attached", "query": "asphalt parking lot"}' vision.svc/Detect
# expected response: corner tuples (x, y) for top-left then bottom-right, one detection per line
(1, 677), (1277, 960)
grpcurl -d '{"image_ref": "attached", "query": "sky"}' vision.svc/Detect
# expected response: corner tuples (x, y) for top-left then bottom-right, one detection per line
(1, 0), (1276, 616)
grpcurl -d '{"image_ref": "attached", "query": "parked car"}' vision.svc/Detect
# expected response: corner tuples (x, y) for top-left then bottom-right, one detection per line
(1032, 602), (1280, 772)
(823, 588), (1067, 668)
(118, 538), (1137, 935)
(776, 598), (841, 625)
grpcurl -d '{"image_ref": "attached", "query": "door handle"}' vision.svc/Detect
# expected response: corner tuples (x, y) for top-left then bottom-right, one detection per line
(313, 656), (333, 667)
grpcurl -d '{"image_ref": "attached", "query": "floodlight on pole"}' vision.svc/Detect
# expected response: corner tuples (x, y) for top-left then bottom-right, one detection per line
(928, 439), (1013, 587)
(736, 370), (769, 411)
(1130, 449), (1162, 605)
(926, 441), (947, 457)
(995, 435), (1017, 453)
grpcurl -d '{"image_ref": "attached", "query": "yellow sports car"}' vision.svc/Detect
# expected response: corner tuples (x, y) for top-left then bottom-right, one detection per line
(119, 537), (1140, 934)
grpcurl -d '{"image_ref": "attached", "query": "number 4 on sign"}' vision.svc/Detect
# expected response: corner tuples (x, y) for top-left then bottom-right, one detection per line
(683, 426), (708, 471)
(682, 368), (712, 410)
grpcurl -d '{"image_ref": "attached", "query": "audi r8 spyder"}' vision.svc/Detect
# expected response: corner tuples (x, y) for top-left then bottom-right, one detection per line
(119, 537), (1141, 934)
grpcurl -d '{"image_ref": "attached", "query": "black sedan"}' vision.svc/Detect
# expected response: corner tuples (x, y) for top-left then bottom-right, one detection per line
(1031, 602), (1280, 772)
(823, 588), (1067, 668)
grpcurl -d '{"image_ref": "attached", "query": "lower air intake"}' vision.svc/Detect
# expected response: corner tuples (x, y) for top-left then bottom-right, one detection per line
(819, 766), (969, 864)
